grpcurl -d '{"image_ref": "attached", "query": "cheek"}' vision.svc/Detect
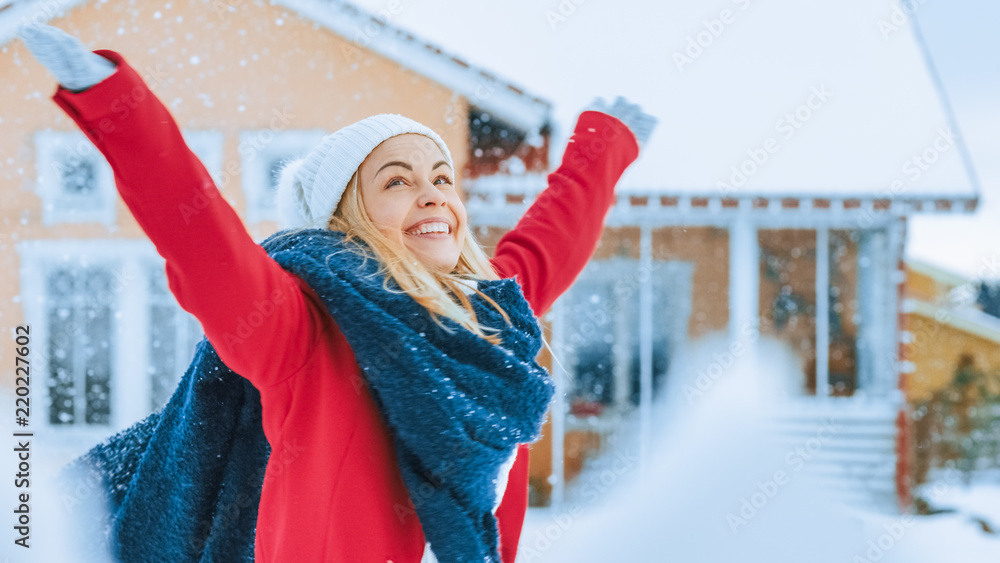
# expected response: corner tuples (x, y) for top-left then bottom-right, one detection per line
(367, 198), (407, 231)
(450, 197), (468, 223)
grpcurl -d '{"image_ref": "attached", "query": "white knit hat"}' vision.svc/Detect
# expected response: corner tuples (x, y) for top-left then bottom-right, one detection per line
(275, 113), (454, 230)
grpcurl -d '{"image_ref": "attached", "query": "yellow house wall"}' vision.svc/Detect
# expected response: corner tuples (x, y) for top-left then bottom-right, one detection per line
(903, 314), (1000, 403)
(902, 264), (1000, 403)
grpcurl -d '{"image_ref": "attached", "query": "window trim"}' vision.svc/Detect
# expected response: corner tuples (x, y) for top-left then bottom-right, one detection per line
(16, 239), (198, 446)
(548, 253), (694, 506)
(238, 129), (326, 224)
(33, 130), (116, 227)
(33, 129), (224, 228)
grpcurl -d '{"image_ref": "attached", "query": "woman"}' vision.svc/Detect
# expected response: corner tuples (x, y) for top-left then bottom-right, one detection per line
(21, 23), (655, 563)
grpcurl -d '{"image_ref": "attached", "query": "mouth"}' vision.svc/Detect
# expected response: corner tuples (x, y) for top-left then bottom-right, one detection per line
(403, 221), (453, 239)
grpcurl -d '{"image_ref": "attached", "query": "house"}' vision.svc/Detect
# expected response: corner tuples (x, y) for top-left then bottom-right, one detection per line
(902, 260), (1000, 487)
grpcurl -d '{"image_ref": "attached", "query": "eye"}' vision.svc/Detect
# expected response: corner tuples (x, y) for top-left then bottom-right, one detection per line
(384, 175), (453, 190)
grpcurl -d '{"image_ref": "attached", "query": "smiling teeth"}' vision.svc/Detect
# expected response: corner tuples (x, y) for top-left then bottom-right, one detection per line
(407, 222), (450, 235)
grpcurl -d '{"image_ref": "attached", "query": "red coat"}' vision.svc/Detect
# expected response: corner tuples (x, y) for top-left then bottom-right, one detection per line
(52, 50), (638, 562)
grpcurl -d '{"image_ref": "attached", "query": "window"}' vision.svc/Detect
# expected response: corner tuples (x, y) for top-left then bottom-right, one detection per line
(555, 257), (693, 502)
(148, 265), (204, 411)
(17, 240), (204, 439)
(183, 130), (225, 189)
(33, 130), (223, 227)
(45, 267), (115, 425)
(239, 130), (326, 223)
(34, 131), (115, 226)
(563, 259), (692, 415)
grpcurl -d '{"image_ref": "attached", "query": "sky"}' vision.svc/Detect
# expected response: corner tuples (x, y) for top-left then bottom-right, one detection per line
(349, 0), (1000, 280)
(900, 0), (1000, 279)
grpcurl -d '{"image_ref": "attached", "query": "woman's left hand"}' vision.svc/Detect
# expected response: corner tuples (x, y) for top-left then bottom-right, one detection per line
(582, 96), (658, 151)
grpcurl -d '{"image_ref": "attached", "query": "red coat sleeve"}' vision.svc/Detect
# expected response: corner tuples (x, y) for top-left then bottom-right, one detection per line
(50, 50), (328, 388)
(490, 110), (640, 319)
(490, 111), (639, 562)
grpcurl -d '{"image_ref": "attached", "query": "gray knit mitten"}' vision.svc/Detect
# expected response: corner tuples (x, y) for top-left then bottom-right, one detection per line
(583, 96), (658, 150)
(18, 23), (116, 92)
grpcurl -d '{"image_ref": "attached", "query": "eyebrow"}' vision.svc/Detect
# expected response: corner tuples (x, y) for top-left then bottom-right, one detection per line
(375, 160), (452, 177)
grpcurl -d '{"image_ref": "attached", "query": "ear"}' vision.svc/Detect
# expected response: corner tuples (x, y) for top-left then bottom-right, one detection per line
(275, 157), (310, 230)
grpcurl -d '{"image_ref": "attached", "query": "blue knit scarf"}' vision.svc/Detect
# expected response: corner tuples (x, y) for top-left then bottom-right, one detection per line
(59, 228), (555, 563)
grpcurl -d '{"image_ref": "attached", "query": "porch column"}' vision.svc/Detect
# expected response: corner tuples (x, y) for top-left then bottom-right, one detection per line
(816, 228), (830, 397)
(729, 216), (759, 359)
(638, 223), (653, 487)
(549, 298), (567, 508)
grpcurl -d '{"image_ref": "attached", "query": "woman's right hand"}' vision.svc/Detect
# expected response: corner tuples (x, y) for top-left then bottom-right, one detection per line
(18, 23), (117, 93)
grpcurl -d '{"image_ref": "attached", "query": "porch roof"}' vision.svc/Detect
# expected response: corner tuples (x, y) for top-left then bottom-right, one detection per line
(462, 173), (978, 229)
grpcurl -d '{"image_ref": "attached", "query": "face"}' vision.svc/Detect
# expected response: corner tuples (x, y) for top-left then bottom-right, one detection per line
(358, 134), (467, 273)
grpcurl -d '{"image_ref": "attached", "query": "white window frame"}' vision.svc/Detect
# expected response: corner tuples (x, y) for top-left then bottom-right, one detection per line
(33, 130), (224, 227)
(34, 131), (116, 227)
(16, 239), (201, 448)
(239, 130), (326, 224)
(183, 130), (225, 189)
(549, 241), (694, 506)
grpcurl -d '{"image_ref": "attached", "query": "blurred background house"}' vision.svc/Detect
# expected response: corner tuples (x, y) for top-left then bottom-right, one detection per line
(903, 260), (1000, 491)
(0, 0), (993, 536)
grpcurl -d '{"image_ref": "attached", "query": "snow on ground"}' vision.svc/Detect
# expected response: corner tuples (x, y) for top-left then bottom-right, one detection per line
(517, 338), (1000, 562)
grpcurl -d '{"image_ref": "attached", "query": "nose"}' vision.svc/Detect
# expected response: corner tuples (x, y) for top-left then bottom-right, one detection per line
(415, 177), (448, 208)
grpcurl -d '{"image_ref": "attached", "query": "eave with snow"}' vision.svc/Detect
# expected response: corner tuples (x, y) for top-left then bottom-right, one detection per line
(0, 0), (555, 171)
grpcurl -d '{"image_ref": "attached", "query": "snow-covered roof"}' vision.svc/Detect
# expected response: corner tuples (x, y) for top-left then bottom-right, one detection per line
(0, 0), (553, 132)
(344, 0), (980, 208)
(616, 0), (979, 201)
(907, 259), (969, 290)
(905, 298), (1000, 346)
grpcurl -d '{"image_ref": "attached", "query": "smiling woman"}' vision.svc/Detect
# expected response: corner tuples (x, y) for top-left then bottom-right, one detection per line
(20, 22), (655, 563)
(275, 117), (508, 346)
(358, 134), (467, 273)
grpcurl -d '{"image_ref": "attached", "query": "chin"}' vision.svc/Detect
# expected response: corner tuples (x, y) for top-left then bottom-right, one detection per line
(421, 255), (460, 273)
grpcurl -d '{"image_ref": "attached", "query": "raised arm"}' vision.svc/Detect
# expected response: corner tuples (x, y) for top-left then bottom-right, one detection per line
(489, 106), (645, 318)
(490, 100), (653, 561)
(23, 26), (327, 388)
